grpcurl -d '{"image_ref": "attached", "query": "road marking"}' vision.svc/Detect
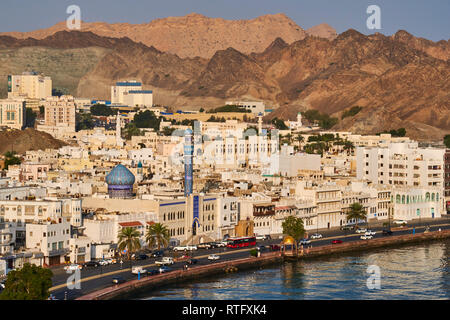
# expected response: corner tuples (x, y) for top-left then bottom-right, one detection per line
(50, 247), (254, 292)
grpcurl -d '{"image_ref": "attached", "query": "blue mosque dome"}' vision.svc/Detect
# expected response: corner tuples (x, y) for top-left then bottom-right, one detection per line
(106, 164), (135, 186)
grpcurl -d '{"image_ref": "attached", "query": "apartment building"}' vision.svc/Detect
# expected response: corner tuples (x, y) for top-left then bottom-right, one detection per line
(38, 95), (76, 137)
(0, 98), (26, 130)
(7, 72), (52, 100)
(356, 142), (445, 189)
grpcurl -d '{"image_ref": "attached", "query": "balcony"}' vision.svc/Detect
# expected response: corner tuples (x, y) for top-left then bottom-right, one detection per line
(48, 248), (70, 257)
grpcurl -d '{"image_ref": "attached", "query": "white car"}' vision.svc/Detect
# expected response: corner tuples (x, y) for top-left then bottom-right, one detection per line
(360, 234), (373, 240)
(173, 245), (197, 252)
(217, 241), (227, 247)
(299, 239), (311, 245)
(98, 259), (109, 266)
(64, 264), (82, 271)
(310, 233), (322, 239)
(131, 266), (147, 274)
(355, 228), (367, 234)
(208, 254), (220, 261)
(394, 220), (407, 225)
(365, 230), (376, 236)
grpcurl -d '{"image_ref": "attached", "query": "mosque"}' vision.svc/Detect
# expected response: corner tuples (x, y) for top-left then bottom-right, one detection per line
(105, 164), (136, 198)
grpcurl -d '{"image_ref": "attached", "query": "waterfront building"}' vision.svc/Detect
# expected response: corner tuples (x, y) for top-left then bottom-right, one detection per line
(0, 98), (26, 130)
(356, 142), (445, 190)
(391, 186), (444, 221)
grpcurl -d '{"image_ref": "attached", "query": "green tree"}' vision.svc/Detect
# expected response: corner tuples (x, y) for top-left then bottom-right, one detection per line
(118, 227), (141, 260)
(282, 216), (305, 243)
(0, 263), (53, 300)
(271, 118), (289, 130)
(90, 104), (116, 116)
(39, 105), (45, 115)
(133, 110), (161, 130)
(122, 122), (143, 140)
(24, 108), (37, 128)
(4, 151), (21, 170)
(199, 108), (205, 113)
(444, 135), (450, 148)
(75, 112), (94, 131)
(145, 223), (170, 251)
(346, 202), (367, 229)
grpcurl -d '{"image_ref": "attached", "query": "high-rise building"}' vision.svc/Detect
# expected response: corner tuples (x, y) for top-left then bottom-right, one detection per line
(7, 72), (52, 100)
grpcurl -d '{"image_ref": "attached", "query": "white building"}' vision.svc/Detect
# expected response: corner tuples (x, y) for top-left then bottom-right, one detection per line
(356, 142), (445, 190)
(7, 72), (52, 100)
(111, 81), (152, 107)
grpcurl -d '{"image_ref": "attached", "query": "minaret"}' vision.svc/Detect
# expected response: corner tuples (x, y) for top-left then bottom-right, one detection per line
(184, 128), (194, 196)
(297, 112), (302, 127)
(257, 112), (263, 135)
(116, 111), (124, 147)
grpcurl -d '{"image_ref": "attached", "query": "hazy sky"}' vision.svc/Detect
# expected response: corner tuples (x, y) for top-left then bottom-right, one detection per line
(1, 0), (449, 41)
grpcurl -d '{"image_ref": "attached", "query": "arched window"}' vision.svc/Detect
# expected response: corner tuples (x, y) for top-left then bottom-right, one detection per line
(396, 195), (401, 204)
(436, 193), (439, 202)
(431, 193), (435, 201)
(406, 196), (410, 204)
(426, 192), (430, 201)
(402, 195), (405, 204)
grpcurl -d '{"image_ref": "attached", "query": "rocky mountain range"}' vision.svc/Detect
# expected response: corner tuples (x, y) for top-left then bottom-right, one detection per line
(0, 13), (449, 140)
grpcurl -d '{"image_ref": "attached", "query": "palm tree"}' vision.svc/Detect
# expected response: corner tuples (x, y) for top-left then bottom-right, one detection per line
(117, 227), (141, 261)
(146, 223), (170, 251)
(346, 202), (367, 230)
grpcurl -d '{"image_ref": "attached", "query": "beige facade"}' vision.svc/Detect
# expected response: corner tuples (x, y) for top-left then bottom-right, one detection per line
(0, 98), (26, 129)
(8, 72), (52, 100)
(39, 95), (76, 136)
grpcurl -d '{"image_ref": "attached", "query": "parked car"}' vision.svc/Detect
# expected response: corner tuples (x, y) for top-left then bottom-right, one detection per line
(159, 266), (172, 274)
(98, 259), (109, 266)
(310, 233), (322, 239)
(208, 254), (220, 261)
(331, 239), (343, 244)
(0, 280), (6, 290)
(256, 235), (269, 240)
(361, 234), (373, 240)
(155, 257), (174, 265)
(64, 264), (82, 271)
(365, 230), (376, 236)
(299, 239), (311, 245)
(105, 258), (115, 264)
(340, 225), (355, 231)
(382, 229), (393, 235)
(355, 228), (367, 234)
(151, 250), (164, 258)
(83, 261), (99, 268)
(135, 254), (148, 260)
(218, 241), (228, 247)
(208, 242), (219, 249)
(112, 276), (126, 284)
(270, 244), (281, 251)
(197, 243), (212, 249)
(393, 220), (407, 225)
(147, 269), (159, 276)
(173, 245), (197, 252)
(131, 266), (147, 274)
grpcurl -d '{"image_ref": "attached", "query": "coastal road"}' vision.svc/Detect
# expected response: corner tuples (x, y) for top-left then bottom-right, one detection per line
(49, 216), (450, 300)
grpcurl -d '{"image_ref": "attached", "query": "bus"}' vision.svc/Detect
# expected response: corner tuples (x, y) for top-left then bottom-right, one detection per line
(226, 236), (257, 249)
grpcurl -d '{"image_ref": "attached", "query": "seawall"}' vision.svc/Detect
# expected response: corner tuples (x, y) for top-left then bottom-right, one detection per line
(76, 229), (450, 300)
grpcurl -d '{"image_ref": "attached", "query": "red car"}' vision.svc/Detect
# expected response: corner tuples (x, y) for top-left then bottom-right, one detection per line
(331, 239), (343, 244)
